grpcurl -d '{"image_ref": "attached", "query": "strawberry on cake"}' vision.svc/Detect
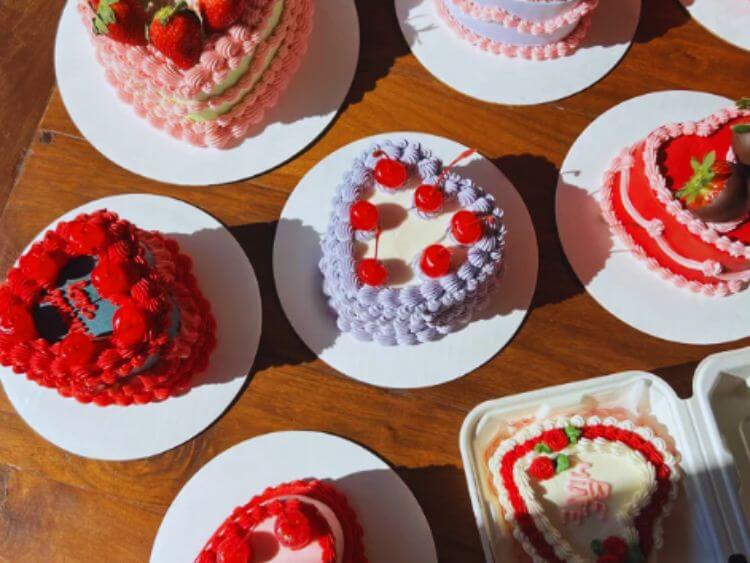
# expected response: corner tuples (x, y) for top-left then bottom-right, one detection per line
(80, 0), (314, 148)
(487, 414), (680, 562)
(319, 139), (507, 346)
(601, 98), (750, 296)
(0, 210), (216, 406)
(195, 480), (367, 563)
(436, 0), (599, 59)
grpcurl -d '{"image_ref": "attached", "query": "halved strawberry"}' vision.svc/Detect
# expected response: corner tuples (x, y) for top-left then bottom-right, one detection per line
(91, 0), (148, 46)
(198, 0), (244, 33)
(148, 2), (204, 70)
(676, 150), (748, 223)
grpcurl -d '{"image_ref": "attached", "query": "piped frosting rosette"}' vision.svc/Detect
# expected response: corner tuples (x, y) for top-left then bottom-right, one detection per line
(319, 139), (507, 346)
(0, 210), (216, 406)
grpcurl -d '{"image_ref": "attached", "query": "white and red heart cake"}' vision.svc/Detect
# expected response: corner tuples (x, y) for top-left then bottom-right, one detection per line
(487, 415), (680, 562)
(194, 480), (367, 563)
(0, 210), (216, 406)
(436, 0), (599, 59)
(78, 0), (313, 148)
(601, 99), (750, 296)
(319, 139), (507, 346)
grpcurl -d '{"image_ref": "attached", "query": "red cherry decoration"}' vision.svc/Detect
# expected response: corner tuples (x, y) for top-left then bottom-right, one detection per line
(60, 332), (96, 366)
(215, 533), (253, 563)
(450, 210), (483, 245)
(374, 158), (408, 189)
(20, 253), (61, 285)
(274, 509), (312, 551)
(68, 220), (108, 254)
(420, 244), (451, 278)
(92, 260), (137, 297)
(112, 305), (150, 346)
(414, 184), (444, 214)
(350, 201), (379, 231)
(0, 305), (36, 340)
(357, 258), (388, 286)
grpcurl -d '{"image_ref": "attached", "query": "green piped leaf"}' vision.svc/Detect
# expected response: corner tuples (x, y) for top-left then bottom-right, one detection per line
(591, 539), (604, 556)
(564, 424), (582, 444)
(534, 443), (552, 454)
(555, 454), (570, 474)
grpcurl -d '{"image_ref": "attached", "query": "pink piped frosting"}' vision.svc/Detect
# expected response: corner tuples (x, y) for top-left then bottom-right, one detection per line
(78, 0), (314, 149)
(450, 0), (598, 35)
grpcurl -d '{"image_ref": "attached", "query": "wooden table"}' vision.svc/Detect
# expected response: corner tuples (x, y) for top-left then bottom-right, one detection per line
(1, 1), (749, 561)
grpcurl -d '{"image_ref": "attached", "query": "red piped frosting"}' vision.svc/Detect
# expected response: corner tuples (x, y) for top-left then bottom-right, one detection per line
(195, 480), (368, 563)
(0, 210), (216, 406)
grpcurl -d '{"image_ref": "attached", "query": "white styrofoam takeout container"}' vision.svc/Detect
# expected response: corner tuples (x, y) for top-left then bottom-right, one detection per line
(460, 347), (750, 562)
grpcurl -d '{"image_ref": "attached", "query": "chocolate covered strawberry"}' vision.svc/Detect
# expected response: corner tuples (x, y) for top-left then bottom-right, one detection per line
(732, 122), (750, 167)
(149, 2), (204, 70)
(91, 0), (148, 45)
(198, 0), (244, 33)
(676, 150), (748, 223)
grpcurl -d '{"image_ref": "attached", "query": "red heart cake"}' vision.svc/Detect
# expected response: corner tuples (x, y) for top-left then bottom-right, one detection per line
(600, 99), (750, 295)
(0, 210), (215, 406)
(194, 480), (367, 563)
(77, 0), (314, 148)
(487, 414), (680, 562)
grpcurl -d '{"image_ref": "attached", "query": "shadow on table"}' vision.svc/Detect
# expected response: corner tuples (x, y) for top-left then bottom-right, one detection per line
(634, 0), (691, 44)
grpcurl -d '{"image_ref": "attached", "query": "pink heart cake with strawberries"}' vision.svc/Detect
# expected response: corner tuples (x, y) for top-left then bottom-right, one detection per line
(487, 414), (680, 562)
(0, 210), (215, 406)
(78, 0), (313, 148)
(194, 480), (367, 563)
(600, 99), (750, 296)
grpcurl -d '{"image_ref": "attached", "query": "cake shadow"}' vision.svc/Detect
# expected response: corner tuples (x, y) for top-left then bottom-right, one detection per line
(634, 0), (691, 43)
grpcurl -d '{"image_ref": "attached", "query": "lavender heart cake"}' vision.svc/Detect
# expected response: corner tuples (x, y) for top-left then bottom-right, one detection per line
(319, 139), (507, 346)
(437, 0), (599, 59)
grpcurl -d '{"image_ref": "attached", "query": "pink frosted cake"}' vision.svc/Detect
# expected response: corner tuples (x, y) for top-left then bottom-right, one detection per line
(437, 0), (599, 59)
(78, 0), (314, 148)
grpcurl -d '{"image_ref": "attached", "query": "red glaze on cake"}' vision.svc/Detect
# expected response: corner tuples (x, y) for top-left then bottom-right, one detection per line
(601, 101), (750, 296)
(0, 210), (216, 406)
(195, 480), (367, 563)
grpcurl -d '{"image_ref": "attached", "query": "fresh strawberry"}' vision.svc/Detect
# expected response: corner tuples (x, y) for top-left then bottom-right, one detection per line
(198, 0), (244, 33)
(148, 2), (204, 70)
(91, 0), (148, 45)
(676, 150), (748, 223)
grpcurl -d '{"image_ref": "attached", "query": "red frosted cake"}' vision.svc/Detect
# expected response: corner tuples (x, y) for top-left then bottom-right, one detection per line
(0, 210), (215, 406)
(78, 0), (314, 148)
(195, 480), (367, 563)
(601, 99), (750, 295)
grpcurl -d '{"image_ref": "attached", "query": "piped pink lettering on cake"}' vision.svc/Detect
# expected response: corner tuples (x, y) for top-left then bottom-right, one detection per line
(560, 463), (612, 525)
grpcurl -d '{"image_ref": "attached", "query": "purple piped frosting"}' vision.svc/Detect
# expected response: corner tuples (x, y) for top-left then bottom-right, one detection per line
(319, 139), (507, 346)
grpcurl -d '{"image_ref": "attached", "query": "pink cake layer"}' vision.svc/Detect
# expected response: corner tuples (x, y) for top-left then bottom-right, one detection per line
(79, 0), (314, 148)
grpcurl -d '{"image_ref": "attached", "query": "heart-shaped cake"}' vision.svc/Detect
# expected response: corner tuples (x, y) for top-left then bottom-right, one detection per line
(436, 0), (599, 59)
(0, 210), (215, 406)
(319, 139), (507, 346)
(488, 415), (680, 563)
(194, 480), (367, 563)
(78, 0), (313, 148)
(600, 100), (750, 295)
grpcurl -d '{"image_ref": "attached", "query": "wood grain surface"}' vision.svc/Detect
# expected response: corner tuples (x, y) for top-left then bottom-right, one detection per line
(0, 0), (749, 561)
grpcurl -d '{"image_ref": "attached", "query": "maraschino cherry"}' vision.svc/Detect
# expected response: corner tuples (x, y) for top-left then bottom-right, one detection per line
(92, 260), (137, 297)
(357, 258), (388, 286)
(215, 533), (253, 563)
(274, 509), (312, 550)
(112, 305), (150, 346)
(414, 184), (444, 215)
(350, 200), (379, 231)
(420, 244), (451, 278)
(373, 155), (408, 190)
(450, 210), (483, 245)
(60, 332), (96, 366)
(0, 305), (36, 340)
(20, 253), (61, 285)
(68, 220), (109, 254)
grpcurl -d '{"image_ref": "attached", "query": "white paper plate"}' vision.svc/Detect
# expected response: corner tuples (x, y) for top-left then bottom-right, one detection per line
(0, 194), (262, 460)
(150, 431), (438, 563)
(680, 0), (750, 52)
(556, 90), (750, 345)
(395, 0), (640, 105)
(54, 0), (359, 185)
(273, 132), (538, 389)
